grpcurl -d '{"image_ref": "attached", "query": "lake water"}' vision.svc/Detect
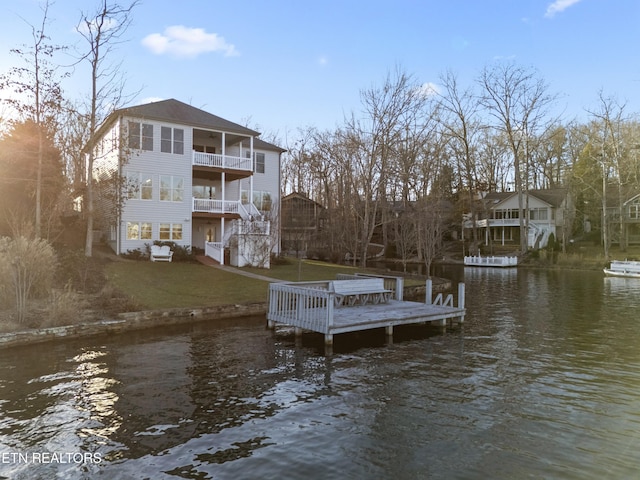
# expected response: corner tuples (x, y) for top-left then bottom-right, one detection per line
(1, 266), (640, 479)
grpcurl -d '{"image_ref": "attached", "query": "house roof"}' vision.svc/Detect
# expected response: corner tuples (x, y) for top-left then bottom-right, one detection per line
(112, 98), (260, 136)
(250, 137), (287, 153)
(623, 193), (640, 205)
(282, 192), (325, 208)
(483, 188), (568, 208)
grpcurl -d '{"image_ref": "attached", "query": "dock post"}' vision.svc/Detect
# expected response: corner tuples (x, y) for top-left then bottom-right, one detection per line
(324, 333), (333, 346)
(395, 277), (404, 301)
(458, 282), (465, 323)
(425, 279), (433, 305)
(385, 325), (393, 336)
(295, 327), (303, 337)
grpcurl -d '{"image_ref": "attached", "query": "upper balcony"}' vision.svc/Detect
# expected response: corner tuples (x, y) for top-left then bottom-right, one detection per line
(192, 151), (253, 181)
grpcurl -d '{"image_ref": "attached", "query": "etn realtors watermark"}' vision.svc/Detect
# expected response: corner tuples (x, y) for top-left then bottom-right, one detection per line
(1, 451), (102, 464)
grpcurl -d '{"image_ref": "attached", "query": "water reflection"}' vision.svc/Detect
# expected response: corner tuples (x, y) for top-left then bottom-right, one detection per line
(0, 269), (639, 479)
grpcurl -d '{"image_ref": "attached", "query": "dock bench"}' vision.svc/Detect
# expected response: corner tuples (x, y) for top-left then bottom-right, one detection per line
(330, 278), (392, 306)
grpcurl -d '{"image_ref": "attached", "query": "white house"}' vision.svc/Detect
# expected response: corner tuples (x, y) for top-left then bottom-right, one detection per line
(463, 188), (572, 250)
(89, 98), (284, 267)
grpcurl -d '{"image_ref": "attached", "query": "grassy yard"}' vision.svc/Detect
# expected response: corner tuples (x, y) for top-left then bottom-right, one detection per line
(104, 257), (409, 310)
(104, 261), (269, 309)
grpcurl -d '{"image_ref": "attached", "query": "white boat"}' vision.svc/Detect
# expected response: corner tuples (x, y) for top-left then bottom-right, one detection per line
(603, 260), (640, 278)
(464, 255), (518, 267)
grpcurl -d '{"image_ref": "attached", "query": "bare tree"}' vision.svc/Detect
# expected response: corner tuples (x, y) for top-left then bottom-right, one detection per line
(343, 68), (432, 266)
(438, 70), (483, 254)
(414, 198), (445, 279)
(393, 206), (418, 272)
(587, 91), (632, 255)
(478, 62), (557, 253)
(75, 0), (140, 257)
(0, 0), (66, 238)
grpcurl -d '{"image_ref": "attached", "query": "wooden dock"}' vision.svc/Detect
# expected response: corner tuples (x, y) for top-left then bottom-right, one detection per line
(267, 274), (465, 345)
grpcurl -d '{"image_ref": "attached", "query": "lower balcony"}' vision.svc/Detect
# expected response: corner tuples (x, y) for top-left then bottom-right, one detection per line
(192, 198), (264, 221)
(193, 198), (241, 216)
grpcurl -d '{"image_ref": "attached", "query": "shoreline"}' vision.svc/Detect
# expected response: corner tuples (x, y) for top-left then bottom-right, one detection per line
(0, 282), (447, 350)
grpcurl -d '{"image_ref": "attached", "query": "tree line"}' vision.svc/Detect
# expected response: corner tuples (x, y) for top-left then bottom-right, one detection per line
(0, 0), (139, 257)
(1, 0), (639, 271)
(281, 66), (640, 268)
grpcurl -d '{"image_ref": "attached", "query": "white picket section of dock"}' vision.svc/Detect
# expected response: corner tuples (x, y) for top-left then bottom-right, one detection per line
(267, 275), (465, 345)
(464, 255), (518, 267)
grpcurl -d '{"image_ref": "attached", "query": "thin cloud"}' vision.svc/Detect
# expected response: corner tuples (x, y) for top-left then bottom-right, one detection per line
(418, 82), (440, 97)
(545, 0), (582, 18)
(142, 26), (239, 58)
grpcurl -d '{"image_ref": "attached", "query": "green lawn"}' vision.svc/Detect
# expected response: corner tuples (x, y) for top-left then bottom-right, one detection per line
(105, 261), (269, 309)
(104, 257), (411, 310)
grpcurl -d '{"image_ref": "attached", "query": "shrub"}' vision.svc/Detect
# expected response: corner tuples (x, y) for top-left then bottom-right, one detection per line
(122, 248), (146, 260)
(44, 285), (88, 327)
(0, 236), (57, 323)
(56, 248), (106, 293)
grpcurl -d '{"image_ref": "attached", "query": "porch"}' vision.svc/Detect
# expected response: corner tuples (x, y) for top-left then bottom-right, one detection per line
(192, 151), (252, 172)
(192, 198), (264, 219)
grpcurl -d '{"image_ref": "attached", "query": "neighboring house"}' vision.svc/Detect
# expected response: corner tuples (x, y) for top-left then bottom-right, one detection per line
(463, 188), (572, 250)
(88, 98), (285, 267)
(281, 192), (326, 256)
(607, 192), (640, 245)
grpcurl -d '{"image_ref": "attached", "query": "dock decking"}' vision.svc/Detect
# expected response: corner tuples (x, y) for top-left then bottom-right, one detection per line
(267, 274), (465, 345)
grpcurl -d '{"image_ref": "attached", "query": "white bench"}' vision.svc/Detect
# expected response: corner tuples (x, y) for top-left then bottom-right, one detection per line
(330, 278), (392, 306)
(150, 245), (173, 262)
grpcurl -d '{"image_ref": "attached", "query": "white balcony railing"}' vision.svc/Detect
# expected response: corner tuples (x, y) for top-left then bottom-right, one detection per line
(192, 151), (252, 171)
(192, 198), (241, 215)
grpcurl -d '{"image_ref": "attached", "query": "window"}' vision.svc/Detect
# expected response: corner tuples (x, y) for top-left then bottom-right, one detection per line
(529, 208), (548, 221)
(159, 223), (183, 240)
(253, 190), (272, 211)
(161, 127), (184, 154)
(126, 172), (153, 200)
(160, 176), (184, 202)
(127, 222), (152, 240)
(128, 122), (153, 150)
(193, 185), (215, 199)
(254, 152), (265, 173)
(241, 189), (271, 210)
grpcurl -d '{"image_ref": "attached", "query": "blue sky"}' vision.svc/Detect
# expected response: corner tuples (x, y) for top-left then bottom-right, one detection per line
(2, 0), (640, 141)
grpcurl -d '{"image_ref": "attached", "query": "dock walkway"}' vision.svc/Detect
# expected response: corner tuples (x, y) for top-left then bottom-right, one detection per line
(267, 275), (465, 345)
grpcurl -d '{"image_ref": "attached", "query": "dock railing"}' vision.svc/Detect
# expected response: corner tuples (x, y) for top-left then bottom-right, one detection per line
(267, 281), (334, 334)
(464, 255), (518, 267)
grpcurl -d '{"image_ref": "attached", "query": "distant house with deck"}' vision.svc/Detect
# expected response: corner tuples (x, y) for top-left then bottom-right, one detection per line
(281, 192), (326, 257)
(88, 98), (285, 267)
(463, 188), (573, 250)
(606, 192), (640, 246)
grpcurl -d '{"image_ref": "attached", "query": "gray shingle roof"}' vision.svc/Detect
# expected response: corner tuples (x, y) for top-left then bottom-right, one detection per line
(113, 98), (259, 136)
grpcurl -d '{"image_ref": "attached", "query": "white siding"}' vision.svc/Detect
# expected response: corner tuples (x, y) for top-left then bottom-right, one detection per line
(118, 118), (192, 253)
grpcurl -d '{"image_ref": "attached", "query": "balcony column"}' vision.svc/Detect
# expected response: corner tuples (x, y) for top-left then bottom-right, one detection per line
(221, 132), (226, 166)
(221, 171), (226, 212)
(220, 217), (225, 265)
(250, 136), (254, 208)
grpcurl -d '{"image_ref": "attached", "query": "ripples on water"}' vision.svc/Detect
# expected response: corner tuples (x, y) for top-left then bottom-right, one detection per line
(0, 268), (639, 479)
